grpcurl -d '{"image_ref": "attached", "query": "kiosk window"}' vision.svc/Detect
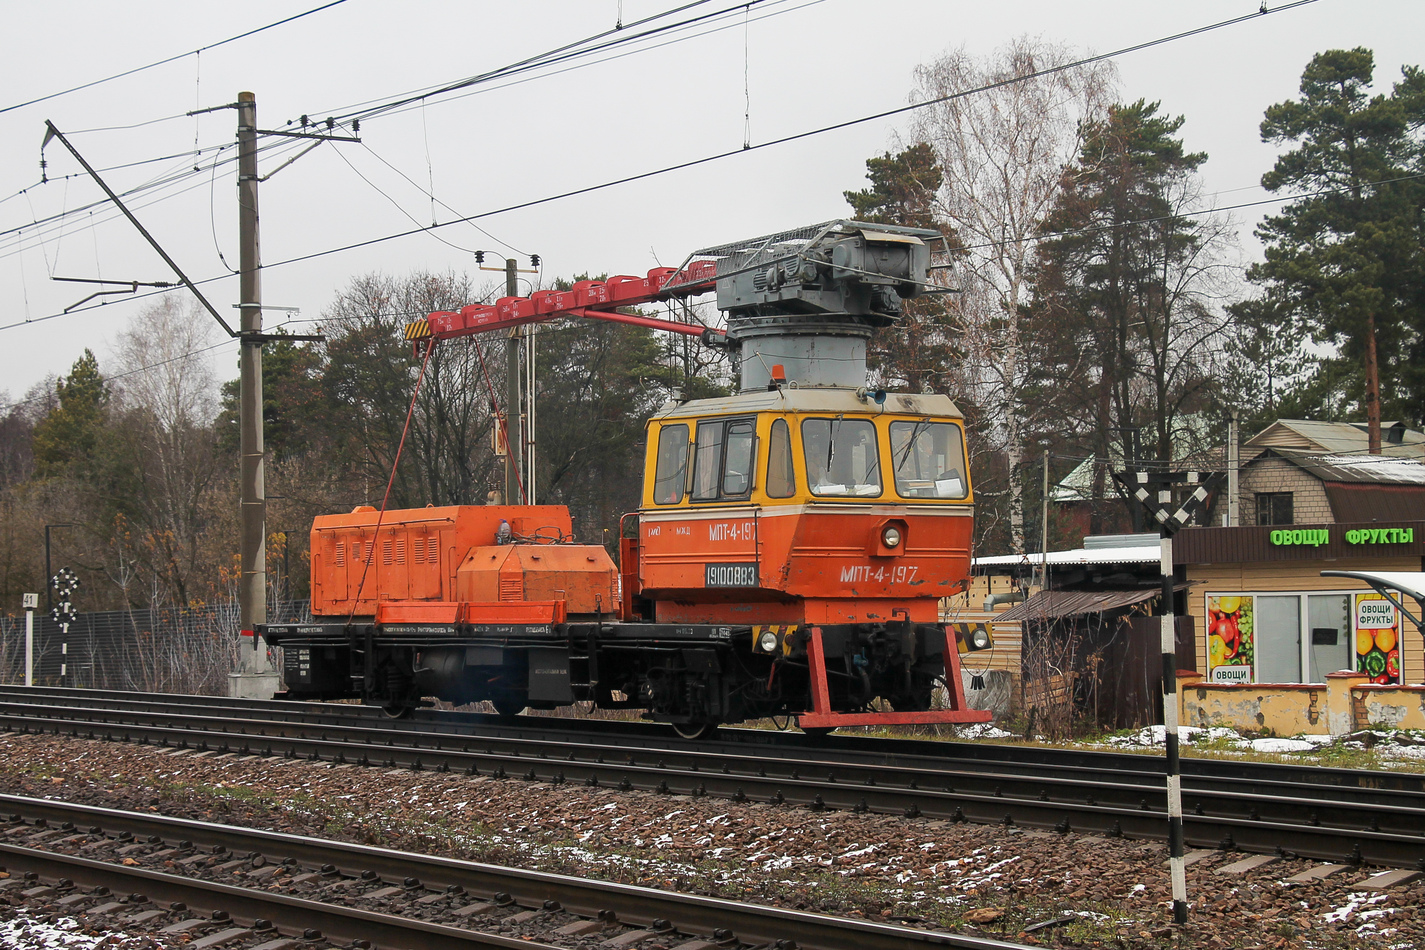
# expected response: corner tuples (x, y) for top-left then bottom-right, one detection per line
(652, 424), (689, 504)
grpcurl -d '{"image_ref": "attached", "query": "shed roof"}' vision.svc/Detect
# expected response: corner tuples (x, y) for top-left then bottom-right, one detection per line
(973, 543), (1161, 569)
(994, 588), (1160, 622)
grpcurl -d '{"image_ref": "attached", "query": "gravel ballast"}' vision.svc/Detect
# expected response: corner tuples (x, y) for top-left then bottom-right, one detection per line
(0, 732), (1418, 949)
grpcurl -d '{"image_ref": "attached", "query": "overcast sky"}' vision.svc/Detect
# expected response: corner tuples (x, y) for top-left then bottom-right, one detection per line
(2, 0), (1420, 405)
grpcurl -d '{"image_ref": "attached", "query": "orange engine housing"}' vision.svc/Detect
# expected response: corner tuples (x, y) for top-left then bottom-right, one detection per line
(309, 504), (617, 618)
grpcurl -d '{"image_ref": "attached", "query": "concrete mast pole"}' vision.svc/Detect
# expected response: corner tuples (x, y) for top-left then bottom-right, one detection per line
(504, 258), (521, 505)
(230, 90), (277, 697)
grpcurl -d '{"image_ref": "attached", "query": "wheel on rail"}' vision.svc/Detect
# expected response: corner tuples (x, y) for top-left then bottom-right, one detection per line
(490, 696), (527, 718)
(670, 720), (719, 740)
(381, 704), (414, 719)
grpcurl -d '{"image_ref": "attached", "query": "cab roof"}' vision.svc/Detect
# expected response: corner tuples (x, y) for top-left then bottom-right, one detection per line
(650, 388), (962, 422)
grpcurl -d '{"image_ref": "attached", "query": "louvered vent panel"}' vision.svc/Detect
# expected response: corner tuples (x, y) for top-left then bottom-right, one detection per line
(499, 576), (523, 601)
(382, 540), (393, 566)
(395, 539), (406, 564)
(428, 538), (440, 563)
(334, 543), (345, 566)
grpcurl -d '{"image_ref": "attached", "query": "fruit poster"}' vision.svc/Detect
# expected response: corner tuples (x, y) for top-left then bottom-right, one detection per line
(1354, 592), (1401, 685)
(1207, 594), (1255, 684)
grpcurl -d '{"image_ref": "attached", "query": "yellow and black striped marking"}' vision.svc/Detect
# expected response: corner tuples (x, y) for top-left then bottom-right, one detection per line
(404, 319), (432, 341)
(953, 622), (993, 653)
(752, 624), (799, 655)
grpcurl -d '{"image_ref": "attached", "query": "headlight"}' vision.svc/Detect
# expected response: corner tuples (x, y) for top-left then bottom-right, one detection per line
(758, 630), (779, 653)
(881, 525), (902, 548)
(970, 627), (992, 650)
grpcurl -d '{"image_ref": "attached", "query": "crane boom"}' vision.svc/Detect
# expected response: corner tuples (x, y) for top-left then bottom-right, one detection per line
(403, 261), (721, 347)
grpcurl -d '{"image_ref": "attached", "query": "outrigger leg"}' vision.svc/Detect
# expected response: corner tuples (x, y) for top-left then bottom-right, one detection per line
(797, 626), (993, 730)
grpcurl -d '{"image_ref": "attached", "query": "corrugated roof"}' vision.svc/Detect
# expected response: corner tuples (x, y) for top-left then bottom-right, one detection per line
(973, 544), (1161, 568)
(1247, 420), (1425, 458)
(1324, 483), (1425, 522)
(1290, 453), (1425, 485)
(995, 588), (1159, 622)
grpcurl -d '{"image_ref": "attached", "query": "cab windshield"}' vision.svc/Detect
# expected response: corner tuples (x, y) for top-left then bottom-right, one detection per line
(801, 418), (881, 497)
(889, 420), (967, 499)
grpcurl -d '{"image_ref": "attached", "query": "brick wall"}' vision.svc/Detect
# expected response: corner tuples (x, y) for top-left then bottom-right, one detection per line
(1232, 456), (1334, 525)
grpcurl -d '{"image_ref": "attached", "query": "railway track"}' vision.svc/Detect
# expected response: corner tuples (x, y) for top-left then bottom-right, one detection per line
(0, 794), (1031, 950)
(3, 686), (1423, 870)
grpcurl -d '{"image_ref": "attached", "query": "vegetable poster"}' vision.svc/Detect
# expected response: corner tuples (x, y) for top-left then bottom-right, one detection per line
(1207, 594), (1255, 684)
(1354, 593), (1401, 685)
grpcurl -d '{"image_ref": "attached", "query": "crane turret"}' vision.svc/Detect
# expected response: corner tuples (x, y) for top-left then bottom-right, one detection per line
(665, 220), (945, 392)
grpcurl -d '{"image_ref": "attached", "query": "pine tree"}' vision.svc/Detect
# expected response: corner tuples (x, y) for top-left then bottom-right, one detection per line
(32, 349), (108, 479)
(1250, 48), (1425, 445)
(1034, 100), (1234, 530)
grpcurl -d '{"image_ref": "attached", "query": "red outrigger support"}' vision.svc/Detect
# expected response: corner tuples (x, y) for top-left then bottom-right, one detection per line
(797, 626), (992, 730)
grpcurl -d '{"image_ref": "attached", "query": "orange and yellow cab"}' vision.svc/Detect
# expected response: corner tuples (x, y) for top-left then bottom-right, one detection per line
(631, 389), (974, 626)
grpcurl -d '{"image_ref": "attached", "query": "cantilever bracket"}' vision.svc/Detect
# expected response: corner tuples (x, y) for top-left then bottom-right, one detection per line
(42, 121), (237, 337)
(52, 276), (174, 313)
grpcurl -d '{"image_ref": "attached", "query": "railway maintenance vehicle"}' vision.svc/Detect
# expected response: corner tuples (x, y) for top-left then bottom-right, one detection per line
(261, 220), (993, 737)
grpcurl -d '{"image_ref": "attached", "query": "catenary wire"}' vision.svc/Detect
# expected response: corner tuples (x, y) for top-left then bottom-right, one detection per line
(357, 143), (526, 256)
(222, 1), (1337, 271)
(0, 135), (311, 255)
(8, 0), (813, 250)
(0, 2), (769, 249)
(330, 147), (482, 256)
(306, 0), (736, 123)
(0, 0), (351, 116)
(2, 1), (1326, 330)
(346, 0), (819, 126)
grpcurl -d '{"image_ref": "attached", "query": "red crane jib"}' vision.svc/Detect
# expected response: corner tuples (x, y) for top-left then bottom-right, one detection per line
(414, 261), (720, 343)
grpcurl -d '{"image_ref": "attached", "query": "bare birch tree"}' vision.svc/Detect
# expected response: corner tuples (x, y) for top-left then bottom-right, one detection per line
(909, 37), (1116, 553)
(108, 294), (223, 604)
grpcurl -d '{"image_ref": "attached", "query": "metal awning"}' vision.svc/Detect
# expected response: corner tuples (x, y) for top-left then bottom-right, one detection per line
(994, 588), (1160, 623)
(1321, 570), (1425, 630)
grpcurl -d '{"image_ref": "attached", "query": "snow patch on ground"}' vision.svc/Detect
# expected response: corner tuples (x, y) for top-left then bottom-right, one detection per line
(1248, 737), (1316, 753)
(951, 722), (1015, 740)
(0, 914), (132, 950)
(1098, 724), (1425, 763)
(1323, 891), (1388, 923)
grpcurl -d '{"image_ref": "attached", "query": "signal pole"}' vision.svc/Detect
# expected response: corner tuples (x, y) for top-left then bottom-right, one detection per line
(230, 91), (277, 699)
(504, 258), (521, 505)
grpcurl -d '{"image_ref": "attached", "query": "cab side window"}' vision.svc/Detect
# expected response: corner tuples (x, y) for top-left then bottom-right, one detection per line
(652, 424), (689, 504)
(766, 418), (796, 498)
(691, 417), (757, 502)
(723, 420), (755, 496)
(691, 423), (724, 500)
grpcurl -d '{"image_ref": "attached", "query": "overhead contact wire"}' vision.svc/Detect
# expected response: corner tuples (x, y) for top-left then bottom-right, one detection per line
(0, 0), (351, 116)
(3, 2), (1323, 330)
